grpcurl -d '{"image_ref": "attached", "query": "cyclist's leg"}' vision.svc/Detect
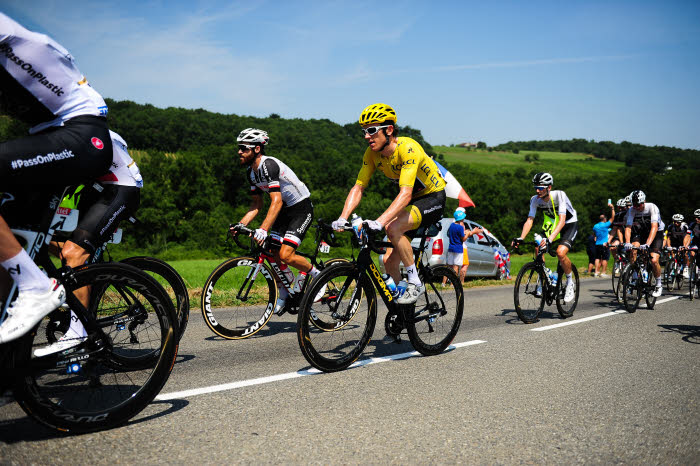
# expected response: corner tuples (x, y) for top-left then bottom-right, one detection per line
(273, 199), (317, 290)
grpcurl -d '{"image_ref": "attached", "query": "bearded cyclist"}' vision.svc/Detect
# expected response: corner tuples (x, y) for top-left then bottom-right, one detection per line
(623, 190), (665, 297)
(512, 172), (578, 303)
(0, 13), (113, 343)
(232, 128), (319, 315)
(332, 103), (446, 304)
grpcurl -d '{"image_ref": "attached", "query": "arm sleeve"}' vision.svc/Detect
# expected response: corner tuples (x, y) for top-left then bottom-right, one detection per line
(650, 204), (660, 224)
(355, 149), (376, 187)
(262, 159), (281, 193)
(527, 196), (538, 218)
(397, 140), (421, 189)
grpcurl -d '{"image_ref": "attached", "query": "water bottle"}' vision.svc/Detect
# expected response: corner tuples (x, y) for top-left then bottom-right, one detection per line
(351, 213), (363, 239)
(642, 269), (649, 283)
(534, 233), (543, 245)
(381, 274), (399, 297)
(278, 262), (295, 288)
(551, 272), (558, 287)
(544, 266), (552, 284)
(396, 280), (408, 297)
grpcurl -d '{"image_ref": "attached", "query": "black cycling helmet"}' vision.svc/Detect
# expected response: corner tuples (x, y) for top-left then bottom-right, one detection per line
(631, 190), (646, 206)
(532, 172), (553, 186)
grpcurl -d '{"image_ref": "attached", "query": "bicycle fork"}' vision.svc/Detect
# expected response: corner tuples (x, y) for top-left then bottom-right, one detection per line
(237, 257), (266, 301)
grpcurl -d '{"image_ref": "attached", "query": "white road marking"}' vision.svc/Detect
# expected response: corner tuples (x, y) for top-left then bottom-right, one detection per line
(156, 339), (487, 401)
(531, 295), (681, 332)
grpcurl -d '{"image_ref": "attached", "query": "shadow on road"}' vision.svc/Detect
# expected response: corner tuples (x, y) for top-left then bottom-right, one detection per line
(659, 324), (700, 344)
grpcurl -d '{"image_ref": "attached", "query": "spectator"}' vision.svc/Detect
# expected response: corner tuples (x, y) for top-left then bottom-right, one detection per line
(592, 204), (615, 277)
(444, 207), (482, 284)
(586, 233), (597, 274)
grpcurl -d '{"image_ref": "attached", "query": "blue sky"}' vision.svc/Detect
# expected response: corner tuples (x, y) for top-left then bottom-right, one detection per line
(3, 0), (700, 149)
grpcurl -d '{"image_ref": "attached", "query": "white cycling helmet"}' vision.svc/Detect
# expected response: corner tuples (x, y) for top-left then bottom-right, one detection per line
(695, 209), (700, 217)
(624, 195), (632, 206)
(631, 190), (646, 206)
(532, 172), (553, 186)
(616, 198), (627, 207)
(237, 128), (269, 145)
(672, 214), (684, 222)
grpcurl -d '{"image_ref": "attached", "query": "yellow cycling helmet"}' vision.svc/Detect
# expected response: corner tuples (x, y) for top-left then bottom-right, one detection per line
(358, 103), (397, 125)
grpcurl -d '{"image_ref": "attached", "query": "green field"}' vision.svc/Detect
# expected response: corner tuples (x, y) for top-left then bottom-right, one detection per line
(433, 145), (624, 174)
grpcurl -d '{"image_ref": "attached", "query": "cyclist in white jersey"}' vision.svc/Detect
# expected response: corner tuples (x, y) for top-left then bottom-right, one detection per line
(0, 13), (112, 343)
(36, 130), (143, 355)
(232, 128), (320, 314)
(512, 172), (578, 303)
(623, 190), (664, 297)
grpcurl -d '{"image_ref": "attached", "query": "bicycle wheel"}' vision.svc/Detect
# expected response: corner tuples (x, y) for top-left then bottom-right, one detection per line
(514, 262), (545, 324)
(308, 258), (365, 332)
(621, 266), (642, 313)
(663, 261), (675, 290)
(611, 259), (622, 296)
(405, 265), (463, 356)
(13, 262), (177, 434)
(122, 256), (190, 342)
(297, 262), (376, 372)
(644, 267), (657, 310)
(614, 262), (629, 304)
(556, 264), (579, 318)
(690, 261), (697, 301)
(201, 257), (276, 339)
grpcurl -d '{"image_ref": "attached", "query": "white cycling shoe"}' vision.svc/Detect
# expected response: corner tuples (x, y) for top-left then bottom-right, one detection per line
(34, 334), (86, 357)
(564, 281), (575, 303)
(651, 285), (663, 298)
(396, 283), (425, 304)
(0, 279), (65, 344)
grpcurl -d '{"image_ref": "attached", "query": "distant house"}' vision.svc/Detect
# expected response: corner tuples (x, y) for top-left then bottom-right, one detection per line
(458, 142), (478, 148)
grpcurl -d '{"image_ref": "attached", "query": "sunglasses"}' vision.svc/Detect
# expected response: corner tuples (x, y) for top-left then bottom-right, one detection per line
(362, 125), (391, 136)
(534, 186), (548, 191)
(238, 144), (255, 151)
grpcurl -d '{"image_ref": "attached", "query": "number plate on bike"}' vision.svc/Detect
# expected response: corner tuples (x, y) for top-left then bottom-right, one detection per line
(320, 241), (330, 254)
(52, 208), (79, 233)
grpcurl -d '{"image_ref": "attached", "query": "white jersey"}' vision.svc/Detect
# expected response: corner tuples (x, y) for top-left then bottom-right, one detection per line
(528, 190), (578, 224)
(0, 13), (108, 134)
(625, 202), (664, 232)
(95, 130), (143, 188)
(246, 155), (310, 207)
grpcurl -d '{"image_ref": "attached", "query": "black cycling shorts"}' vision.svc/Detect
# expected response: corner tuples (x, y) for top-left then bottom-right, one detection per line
(555, 222), (578, 251)
(632, 230), (664, 253)
(69, 184), (141, 254)
(0, 116), (112, 190)
(404, 190), (446, 239)
(595, 244), (610, 261)
(270, 198), (314, 249)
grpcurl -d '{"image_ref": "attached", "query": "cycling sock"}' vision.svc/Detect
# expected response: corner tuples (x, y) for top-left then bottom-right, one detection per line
(67, 310), (87, 338)
(1, 250), (51, 293)
(405, 265), (421, 286)
(566, 273), (573, 283)
(656, 277), (662, 286)
(309, 266), (320, 278)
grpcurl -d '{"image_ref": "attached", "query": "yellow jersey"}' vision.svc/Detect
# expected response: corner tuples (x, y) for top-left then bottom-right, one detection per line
(355, 137), (446, 197)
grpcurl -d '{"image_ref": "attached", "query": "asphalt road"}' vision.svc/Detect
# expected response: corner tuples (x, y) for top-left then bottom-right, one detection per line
(1, 276), (698, 464)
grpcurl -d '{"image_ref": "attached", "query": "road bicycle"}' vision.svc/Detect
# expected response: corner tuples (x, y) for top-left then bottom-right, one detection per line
(662, 246), (688, 291)
(296, 221), (463, 373)
(201, 220), (348, 339)
(688, 248), (699, 301)
(511, 239), (580, 324)
(610, 245), (629, 303)
(620, 246), (658, 313)
(0, 187), (178, 434)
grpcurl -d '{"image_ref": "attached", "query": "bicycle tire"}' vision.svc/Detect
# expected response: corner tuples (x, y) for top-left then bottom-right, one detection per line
(201, 257), (276, 339)
(308, 258), (365, 332)
(297, 262), (376, 373)
(555, 263), (579, 318)
(13, 262), (178, 434)
(621, 266), (642, 313)
(614, 263), (629, 304)
(690, 260), (697, 301)
(611, 259), (622, 297)
(122, 256), (190, 342)
(663, 261), (675, 290)
(405, 264), (463, 356)
(644, 266), (657, 310)
(514, 262), (545, 324)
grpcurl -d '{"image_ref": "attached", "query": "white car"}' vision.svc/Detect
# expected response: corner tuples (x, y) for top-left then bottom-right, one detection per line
(381, 218), (510, 279)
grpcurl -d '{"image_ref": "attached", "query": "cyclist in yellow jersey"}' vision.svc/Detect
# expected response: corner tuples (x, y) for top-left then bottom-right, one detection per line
(332, 103), (446, 303)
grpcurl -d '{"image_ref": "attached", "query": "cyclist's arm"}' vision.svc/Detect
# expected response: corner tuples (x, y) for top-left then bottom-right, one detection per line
(239, 194), (263, 226)
(377, 186), (412, 226)
(645, 222), (659, 247)
(519, 216), (535, 240)
(625, 226), (633, 244)
(259, 191), (283, 232)
(339, 184), (364, 221)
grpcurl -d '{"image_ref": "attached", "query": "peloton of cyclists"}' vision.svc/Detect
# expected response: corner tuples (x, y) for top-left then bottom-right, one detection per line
(623, 190), (665, 298)
(331, 103), (447, 304)
(512, 172), (578, 303)
(231, 128), (320, 315)
(663, 213), (690, 279)
(0, 13), (113, 343)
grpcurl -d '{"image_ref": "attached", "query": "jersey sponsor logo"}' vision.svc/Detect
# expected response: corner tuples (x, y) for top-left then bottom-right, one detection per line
(407, 147), (414, 153)
(10, 149), (75, 170)
(99, 205), (126, 236)
(91, 137), (104, 150)
(296, 213), (312, 233)
(0, 44), (65, 96)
